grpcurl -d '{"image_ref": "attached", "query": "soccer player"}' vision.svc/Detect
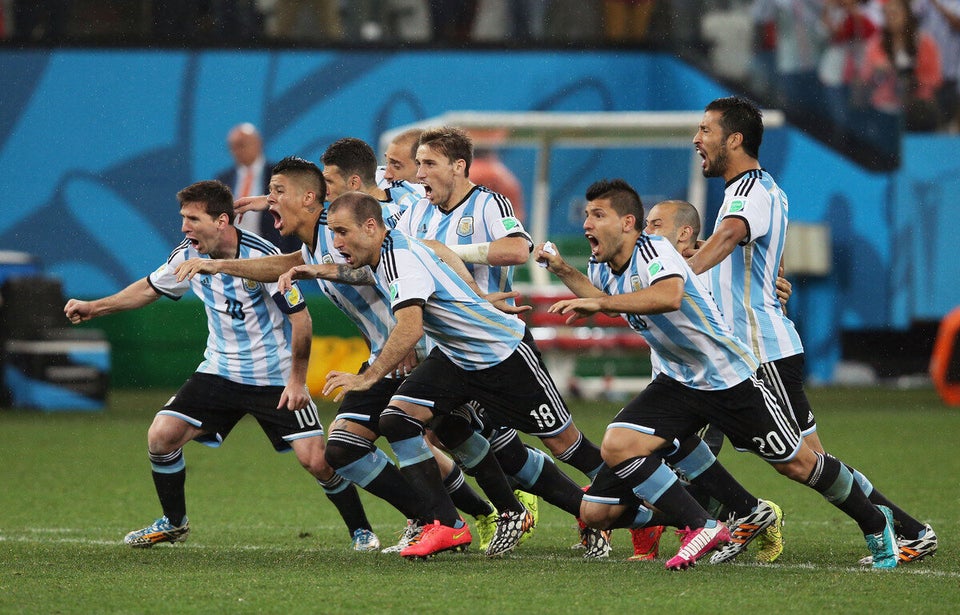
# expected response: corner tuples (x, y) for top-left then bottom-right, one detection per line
(319, 137), (502, 545)
(686, 96), (937, 565)
(174, 157), (457, 553)
(63, 180), (376, 550)
(395, 126), (605, 483)
(306, 191), (602, 558)
(536, 178), (899, 570)
(640, 199), (785, 563)
(376, 127), (424, 186)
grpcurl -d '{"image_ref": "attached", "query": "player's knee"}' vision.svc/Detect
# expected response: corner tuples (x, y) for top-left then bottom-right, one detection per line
(324, 435), (367, 470)
(379, 406), (424, 440)
(772, 457), (810, 482)
(579, 502), (614, 530)
(147, 416), (189, 453)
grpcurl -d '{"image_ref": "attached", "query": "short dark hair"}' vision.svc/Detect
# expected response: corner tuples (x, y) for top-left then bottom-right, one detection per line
(705, 96), (764, 159)
(418, 126), (473, 176)
(177, 180), (235, 224)
(328, 191), (385, 227)
(272, 156), (327, 203)
(585, 178), (644, 230)
(321, 138), (378, 186)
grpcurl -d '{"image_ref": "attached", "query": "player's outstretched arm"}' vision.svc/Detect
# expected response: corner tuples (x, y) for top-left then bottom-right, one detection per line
(277, 263), (377, 293)
(175, 252), (304, 283)
(233, 195), (269, 216)
(534, 241), (604, 299)
(686, 217), (747, 275)
(64, 278), (161, 324)
(323, 304), (424, 402)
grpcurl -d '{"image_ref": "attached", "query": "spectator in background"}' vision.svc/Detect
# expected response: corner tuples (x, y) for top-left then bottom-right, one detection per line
(858, 0), (943, 134)
(270, 0), (342, 42)
(914, 0), (960, 131)
(749, 0), (825, 120)
(818, 0), (877, 132)
(602, 0), (657, 43)
(216, 123), (301, 252)
(429, 0), (477, 42)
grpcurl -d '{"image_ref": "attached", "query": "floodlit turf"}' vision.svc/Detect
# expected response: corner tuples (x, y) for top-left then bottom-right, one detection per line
(1, 387), (957, 614)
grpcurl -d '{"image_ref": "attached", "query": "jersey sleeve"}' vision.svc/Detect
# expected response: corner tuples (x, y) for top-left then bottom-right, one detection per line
(720, 187), (771, 246)
(480, 193), (533, 247)
(632, 236), (686, 288)
(147, 247), (190, 300)
(384, 240), (433, 311)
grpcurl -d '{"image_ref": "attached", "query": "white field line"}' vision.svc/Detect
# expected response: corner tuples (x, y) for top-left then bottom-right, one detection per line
(0, 530), (956, 579)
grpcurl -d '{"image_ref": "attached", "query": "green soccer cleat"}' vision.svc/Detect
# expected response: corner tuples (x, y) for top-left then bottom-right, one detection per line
(514, 490), (539, 546)
(754, 500), (785, 563)
(474, 509), (498, 551)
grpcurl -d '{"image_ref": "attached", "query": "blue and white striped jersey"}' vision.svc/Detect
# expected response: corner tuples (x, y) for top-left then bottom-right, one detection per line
(708, 169), (804, 363)
(381, 180), (423, 228)
(148, 230), (306, 387)
(589, 233), (759, 390)
(377, 230), (525, 370)
(394, 185), (532, 296)
(304, 200), (412, 370)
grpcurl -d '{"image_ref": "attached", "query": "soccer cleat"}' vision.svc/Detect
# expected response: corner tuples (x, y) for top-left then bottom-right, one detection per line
(381, 519), (425, 554)
(628, 525), (664, 561)
(859, 523), (938, 566)
(485, 508), (534, 557)
(582, 527), (612, 559)
(665, 523), (731, 570)
(514, 490), (539, 546)
(864, 505), (898, 569)
(895, 523), (938, 564)
(474, 510), (499, 552)
(123, 515), (190, 548)
(754, 500), (785, 563)
(400, 520), (472, 559)
(709, 499), (779, 564)
(572, 518), (589, 550)
(351, 528), (381, 552)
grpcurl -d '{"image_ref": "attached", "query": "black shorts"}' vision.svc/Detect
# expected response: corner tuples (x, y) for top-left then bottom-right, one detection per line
(394, 339), (572, 438)
(610, 373), (803, 463)
(334, 363), (402, 435)
(159, 372), (323, 452)
(758, 354), (817, 436)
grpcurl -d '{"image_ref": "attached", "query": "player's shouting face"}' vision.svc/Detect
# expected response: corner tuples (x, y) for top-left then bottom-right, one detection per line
(416, 143), (464, 212)
(180, 201), (228, 258)
(694, 110), (731, 179)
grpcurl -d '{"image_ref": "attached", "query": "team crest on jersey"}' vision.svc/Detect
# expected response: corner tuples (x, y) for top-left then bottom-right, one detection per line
(243, 278), (261, 292)
(321, 253), (334, 265)
(728, 198), (747, 213)
(630, 275), (642, 292)
(457, 217), (474, 237)
(284, 285), (304, 307)
(501, 217), (520, 232)
(389, 280), (400, 301)
(647, 260), (663, 277)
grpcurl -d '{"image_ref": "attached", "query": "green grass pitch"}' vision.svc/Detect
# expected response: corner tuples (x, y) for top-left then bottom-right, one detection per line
(1, 386), (956, 614)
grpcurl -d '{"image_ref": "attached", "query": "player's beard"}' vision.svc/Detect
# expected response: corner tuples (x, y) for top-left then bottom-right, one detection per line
(702, 143), (728, 178)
